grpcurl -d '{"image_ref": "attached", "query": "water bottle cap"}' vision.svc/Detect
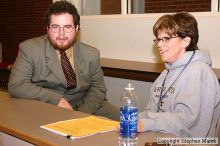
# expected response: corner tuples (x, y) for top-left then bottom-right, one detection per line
(125, 87), (134, 90)
(125, 83), (134, 90)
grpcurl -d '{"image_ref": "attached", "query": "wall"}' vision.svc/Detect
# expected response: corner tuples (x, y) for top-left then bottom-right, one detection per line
(80, 12), (220, 68)
(0, 0), (52, 62)
(144, 0), (211, 13)
(67, 0), (101, 15)
(100, 0), (211, 14)
(101, 0), (121, 14)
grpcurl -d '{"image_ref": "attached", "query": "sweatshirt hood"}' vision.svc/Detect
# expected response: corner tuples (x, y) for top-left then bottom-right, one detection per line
(165, 50), (212, 70)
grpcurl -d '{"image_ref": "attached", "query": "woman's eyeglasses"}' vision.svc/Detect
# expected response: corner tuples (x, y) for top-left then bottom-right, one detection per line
(153, 36), (179, 43)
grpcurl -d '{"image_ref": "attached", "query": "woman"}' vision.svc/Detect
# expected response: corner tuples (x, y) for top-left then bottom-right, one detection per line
(138, 12), (220, 137)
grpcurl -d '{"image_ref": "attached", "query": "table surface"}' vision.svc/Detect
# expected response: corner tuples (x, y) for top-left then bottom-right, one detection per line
(0, 91), (175, 146)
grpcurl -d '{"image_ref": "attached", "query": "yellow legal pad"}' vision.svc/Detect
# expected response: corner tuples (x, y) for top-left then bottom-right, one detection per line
(40, 116), (119, 139)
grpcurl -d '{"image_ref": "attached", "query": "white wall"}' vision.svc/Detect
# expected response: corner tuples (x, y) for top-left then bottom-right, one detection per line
(80, 12), (220, 68)
(80, 12), (220, 110)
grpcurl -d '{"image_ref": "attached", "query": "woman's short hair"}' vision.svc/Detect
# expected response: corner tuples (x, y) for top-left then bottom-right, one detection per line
(153, 12), (198, 51)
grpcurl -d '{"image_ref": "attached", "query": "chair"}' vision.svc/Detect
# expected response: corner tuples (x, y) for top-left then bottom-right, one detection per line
(0, 45), (19, 86)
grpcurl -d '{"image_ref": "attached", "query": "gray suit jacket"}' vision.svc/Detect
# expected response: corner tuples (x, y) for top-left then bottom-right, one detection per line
(8, 35), (106, 114)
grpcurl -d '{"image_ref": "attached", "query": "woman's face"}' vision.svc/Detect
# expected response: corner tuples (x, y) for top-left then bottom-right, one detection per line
(156, 31), (189, 63)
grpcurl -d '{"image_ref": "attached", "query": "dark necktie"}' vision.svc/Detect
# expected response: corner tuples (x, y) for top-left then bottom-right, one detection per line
(59, 51), (77, 89)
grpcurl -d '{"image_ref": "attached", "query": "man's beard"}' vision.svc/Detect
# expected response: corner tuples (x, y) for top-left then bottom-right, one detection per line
(48, 35), (75, 51)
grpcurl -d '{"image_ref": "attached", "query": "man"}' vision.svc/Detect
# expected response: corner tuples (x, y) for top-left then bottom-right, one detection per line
(8, 1), (119, 121)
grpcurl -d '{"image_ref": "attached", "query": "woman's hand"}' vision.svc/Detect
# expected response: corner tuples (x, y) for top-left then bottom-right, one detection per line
(137, 119), (144, 132)
(116, 119), (144, 133)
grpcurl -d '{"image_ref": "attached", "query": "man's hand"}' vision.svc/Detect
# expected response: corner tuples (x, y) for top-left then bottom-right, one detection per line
(58, 98), (73, 110)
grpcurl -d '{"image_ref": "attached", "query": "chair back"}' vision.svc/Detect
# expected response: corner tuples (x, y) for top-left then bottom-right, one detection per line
(0, 43), (2, 63)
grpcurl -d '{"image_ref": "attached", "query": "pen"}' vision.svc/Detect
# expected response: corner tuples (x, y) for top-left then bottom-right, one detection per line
(66, 135), (72, 139)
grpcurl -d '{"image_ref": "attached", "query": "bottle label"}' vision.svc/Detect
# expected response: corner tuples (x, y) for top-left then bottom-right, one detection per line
(120, 106), (138, 138)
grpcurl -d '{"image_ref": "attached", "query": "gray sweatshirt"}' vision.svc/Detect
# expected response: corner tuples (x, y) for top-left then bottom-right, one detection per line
(139, 50), (220, 137)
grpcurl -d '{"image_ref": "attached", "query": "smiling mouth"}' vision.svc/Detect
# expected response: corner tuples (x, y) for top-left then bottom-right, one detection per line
(160, 49), (168, 54)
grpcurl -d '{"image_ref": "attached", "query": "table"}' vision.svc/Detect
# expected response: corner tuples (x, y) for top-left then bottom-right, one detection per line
(0, 91), (175, 146)
(101, 58), (220, 82)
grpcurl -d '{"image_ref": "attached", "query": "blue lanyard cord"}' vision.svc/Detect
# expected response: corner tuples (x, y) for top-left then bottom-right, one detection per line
(157, 51), (196, 112)
(156, 70), (169, 112)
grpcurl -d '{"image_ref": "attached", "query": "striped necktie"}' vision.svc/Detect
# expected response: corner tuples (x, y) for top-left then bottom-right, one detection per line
(59, 51), (77, 89)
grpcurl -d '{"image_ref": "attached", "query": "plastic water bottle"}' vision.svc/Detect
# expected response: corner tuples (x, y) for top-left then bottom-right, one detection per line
(119, 83), (138, 146)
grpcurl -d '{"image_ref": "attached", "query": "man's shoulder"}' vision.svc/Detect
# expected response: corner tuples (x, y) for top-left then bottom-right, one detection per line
(20, 35), (47, 48)
(75, 41), (99, 54)
(74, 42), (100, 61)
(19, 35), (48, 56)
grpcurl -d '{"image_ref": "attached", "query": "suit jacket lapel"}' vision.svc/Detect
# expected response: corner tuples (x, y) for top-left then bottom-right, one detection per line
(45, 39), (66, 85)
(73, 42), (85, 89)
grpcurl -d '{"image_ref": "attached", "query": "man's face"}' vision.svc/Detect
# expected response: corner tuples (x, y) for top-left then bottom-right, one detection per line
(47, 13), (78, 51)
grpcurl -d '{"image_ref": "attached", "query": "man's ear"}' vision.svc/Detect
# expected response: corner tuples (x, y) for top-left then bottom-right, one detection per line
(183, 37), (191, 47)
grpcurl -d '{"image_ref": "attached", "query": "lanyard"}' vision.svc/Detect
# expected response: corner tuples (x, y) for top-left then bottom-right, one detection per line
(157, 51), (196, 112)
